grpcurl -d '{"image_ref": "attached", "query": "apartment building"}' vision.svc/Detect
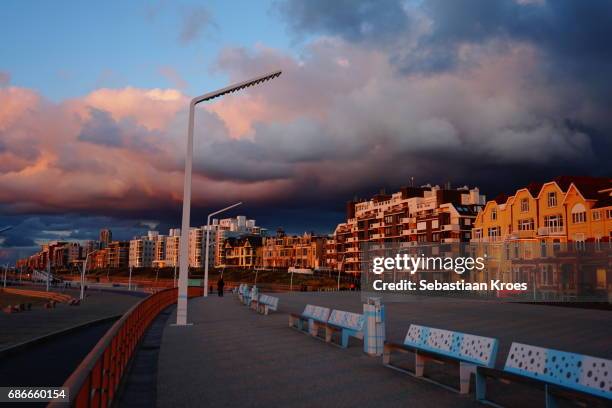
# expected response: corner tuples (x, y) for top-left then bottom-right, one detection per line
(471, 176), (611, 298)
(107, 241), (129, 269)
(129, 237), (155, 268)
(163, 230), (181, 268)
(99, 229), (112, 249)
(262, 229), (325, 270)
(221, 236), (263, 268)
(472, 177), (611, 246)
(330, 184), (485, 274)
(188, 227), (204, 268)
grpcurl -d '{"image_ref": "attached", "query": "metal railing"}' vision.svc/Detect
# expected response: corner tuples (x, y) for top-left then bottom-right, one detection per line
(49, 286), (203, 408)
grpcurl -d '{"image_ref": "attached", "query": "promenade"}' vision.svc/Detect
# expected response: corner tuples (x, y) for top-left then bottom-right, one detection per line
(156, 292), (610, 407)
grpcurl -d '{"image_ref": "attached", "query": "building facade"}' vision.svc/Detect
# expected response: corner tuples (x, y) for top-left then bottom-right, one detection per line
(330, 184), (485, 274)
(262, 229), (325, 270)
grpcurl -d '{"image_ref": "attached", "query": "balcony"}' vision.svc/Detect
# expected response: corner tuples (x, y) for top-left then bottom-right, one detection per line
(442, 238), (460, 243)
(370, 222), (382, 229)
(346, 247), (359, 253)
(346, 237), (357, 243)
(537, 226), (565, 236)
(371, 233), (385, 239)
(441, 224), (460, 232)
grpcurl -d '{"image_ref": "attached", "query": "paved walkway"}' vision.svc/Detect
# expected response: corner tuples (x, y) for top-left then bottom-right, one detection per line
(0, 287), (142, 349)
(157, 295), (479, 408)
(157, 292), (611, 408)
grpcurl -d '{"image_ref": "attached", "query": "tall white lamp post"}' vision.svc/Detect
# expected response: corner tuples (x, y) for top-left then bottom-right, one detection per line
(204, 202), (242, 297)
(175, 70), (282, 326)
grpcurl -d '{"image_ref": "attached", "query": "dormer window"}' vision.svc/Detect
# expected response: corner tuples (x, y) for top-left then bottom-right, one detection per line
(520, 198), (529, 212)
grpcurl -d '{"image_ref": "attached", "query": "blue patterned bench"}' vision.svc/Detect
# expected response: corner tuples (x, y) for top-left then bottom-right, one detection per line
(237, 284), (248, 304)
(256, 294), (279, 315)
(289, 304), (330, 336)
(476, 342), (612, 407)
(323, 310), (365, 348)
(383, 324), (498, 394)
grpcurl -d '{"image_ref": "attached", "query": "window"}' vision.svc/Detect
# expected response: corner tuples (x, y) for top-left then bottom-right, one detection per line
(607, 209), (612, 219)
(547, 191), (557, 207)
(571, 203), (587, 224)
(574, 233), (586, 251)
(474, 229), (482, 239)
(520, 198), (529, 212)
(596, 268), (607, 289)
(487, 227), (501, 240)
(518, 218), (534, 231)
(544, 214), (564, 233)
(540, 240), (547, 258)
(491, 208), (497, 221)
(592, 210), (601, 221)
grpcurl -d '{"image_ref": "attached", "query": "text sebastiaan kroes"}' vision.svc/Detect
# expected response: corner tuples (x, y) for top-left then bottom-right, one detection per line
(370, 254), (527, 292)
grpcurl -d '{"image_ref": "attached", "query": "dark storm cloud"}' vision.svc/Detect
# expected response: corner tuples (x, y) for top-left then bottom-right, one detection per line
(275, 0), (410, 43)
(276, 0), (612, 90)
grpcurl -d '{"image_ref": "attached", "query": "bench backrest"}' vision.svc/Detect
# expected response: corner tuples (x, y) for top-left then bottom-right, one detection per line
(403, 324), (498, 368)
(258, 295), (279, 310)
(328, 310), (364, 332)
(302, 304), (330, 322)
(504, 342), (611, 399)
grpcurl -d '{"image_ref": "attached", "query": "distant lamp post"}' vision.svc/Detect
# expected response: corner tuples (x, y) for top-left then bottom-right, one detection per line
(176, 70), (282, 326)
(81, 250), (98, 300)
(204, 202), (242, 297)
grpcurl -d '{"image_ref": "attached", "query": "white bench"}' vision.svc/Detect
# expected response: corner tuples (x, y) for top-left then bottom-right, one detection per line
(383, 324), (498, 394)
(248, 286), (259, 310)
(289, 304), (330, 336)
(257, 294), (279, 315)
(323, 310), (365, 348)
(476, 342), (612, 406)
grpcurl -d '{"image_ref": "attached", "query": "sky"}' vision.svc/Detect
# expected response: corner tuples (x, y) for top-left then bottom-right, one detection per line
(1, 0), (611, 264)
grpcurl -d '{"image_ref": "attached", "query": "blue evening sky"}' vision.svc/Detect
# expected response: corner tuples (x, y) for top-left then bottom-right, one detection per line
(1, 0), (297, 101)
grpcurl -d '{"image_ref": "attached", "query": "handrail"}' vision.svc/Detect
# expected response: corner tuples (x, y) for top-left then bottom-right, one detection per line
(48, 286), (203, 407)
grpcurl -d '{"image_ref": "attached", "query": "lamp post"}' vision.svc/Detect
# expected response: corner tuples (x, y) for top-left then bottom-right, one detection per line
(204, 202), (242, 297)
(175, 70), (282, 326)
(81, 250), (98, 300)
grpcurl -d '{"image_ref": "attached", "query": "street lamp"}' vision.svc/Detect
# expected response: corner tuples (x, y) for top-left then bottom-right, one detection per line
(175, 70), (282, 326)
(204, 202), (242, 297)
(81, 250), (98, 300)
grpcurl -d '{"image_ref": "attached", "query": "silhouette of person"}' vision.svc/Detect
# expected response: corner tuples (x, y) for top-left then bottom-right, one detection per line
(217, 277), (224, 297)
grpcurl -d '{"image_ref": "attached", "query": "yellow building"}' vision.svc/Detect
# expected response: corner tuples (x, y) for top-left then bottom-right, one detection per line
(472, 176), (611, 299)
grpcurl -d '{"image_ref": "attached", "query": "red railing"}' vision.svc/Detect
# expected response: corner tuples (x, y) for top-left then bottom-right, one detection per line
(48, 286), (203, 408)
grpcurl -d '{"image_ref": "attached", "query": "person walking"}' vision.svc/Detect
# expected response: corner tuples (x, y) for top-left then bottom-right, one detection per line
(217, 277), (224, 297)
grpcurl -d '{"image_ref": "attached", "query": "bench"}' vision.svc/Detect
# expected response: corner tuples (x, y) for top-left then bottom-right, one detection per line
(248, 287), (259, 310)
(476, 342), (612, 407)
(289, 304), (331, 336)
(324, 310), (365, 348)
(257, 295), (279, 315)
(383, 324), (498, 394)
(237, 284), (249, 305)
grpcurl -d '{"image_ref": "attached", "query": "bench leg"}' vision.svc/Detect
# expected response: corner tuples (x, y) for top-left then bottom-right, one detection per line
(264, 305), (269, 315)
(309, 319), (318, 336)
(459, 362), (476, 394)
(288, 315), (295, 328)
(475, 370), (487, 401)
(382, 345), (391, 365)
(341, 330), (349, 348)
(415, 351), (427, 377)
(325, 326), (333, 343)
(544, 385), (558, 408)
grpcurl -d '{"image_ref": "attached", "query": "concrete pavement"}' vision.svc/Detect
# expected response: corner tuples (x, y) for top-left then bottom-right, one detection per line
(156, 292), (611, 407)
